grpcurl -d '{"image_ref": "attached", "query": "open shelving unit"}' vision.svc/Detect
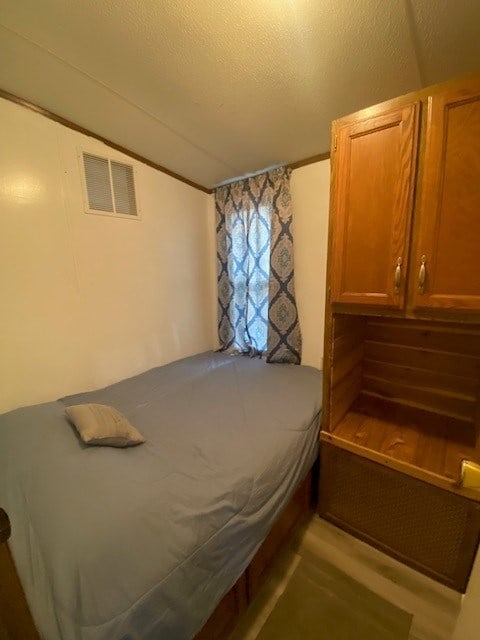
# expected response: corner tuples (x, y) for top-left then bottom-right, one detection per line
(319, 313), (480, 591)
(321, 313), (480, 499)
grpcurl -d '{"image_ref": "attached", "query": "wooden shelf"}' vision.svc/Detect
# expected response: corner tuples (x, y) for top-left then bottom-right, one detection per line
(322, 395), (480, 501)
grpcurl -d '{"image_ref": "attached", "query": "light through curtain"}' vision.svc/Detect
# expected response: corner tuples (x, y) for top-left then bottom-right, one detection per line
(216, 167), (302, 364)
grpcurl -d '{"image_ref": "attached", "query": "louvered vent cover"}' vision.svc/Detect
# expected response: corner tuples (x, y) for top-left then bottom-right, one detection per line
(82, 152), (138, 217)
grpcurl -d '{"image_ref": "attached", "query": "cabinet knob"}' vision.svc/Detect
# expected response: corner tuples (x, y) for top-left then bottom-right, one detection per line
(394, 257), (402, 294)
(418, 255), (427, 294)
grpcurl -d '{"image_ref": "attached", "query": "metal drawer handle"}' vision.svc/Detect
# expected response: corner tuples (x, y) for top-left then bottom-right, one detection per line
(418, 255), (426, 294)
(394, 257), (402, 294)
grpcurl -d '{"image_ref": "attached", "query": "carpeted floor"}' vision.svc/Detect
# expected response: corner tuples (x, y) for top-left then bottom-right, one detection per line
(255, 557), (413, 640)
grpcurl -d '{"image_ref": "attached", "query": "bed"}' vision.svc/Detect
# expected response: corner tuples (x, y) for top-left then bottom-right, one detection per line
(0, 351), (322, 640)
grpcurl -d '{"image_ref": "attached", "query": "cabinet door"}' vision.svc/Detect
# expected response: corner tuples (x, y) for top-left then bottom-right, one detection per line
(330, 103), (418, 308)
(412, 84), (480, 311)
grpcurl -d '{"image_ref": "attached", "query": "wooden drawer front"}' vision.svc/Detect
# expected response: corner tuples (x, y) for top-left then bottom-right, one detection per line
(0, 543), (40, 640)
(194, 573), (247, 640)
(195, 469), (314, 640)
(247, 470), (313, 599)
(318, 444), (480, 592)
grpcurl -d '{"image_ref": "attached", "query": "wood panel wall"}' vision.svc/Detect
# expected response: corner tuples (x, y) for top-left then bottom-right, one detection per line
(329, 315), (366, 428)
(362, 319), (480, 425)
(323, 314), (480, 491)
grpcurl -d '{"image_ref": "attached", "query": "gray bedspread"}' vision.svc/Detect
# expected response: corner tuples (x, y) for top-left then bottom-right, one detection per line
(0, 352), (322, 640)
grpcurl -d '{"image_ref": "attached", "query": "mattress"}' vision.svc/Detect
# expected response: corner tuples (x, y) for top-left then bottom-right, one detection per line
(0, 351), (322, 640)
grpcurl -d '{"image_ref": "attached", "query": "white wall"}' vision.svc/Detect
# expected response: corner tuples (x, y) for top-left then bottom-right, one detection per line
(291, 160), (330, 370)
(0, 93), (329, 415)
(206, 195), (220, 352)
(0, 97), (216, 413)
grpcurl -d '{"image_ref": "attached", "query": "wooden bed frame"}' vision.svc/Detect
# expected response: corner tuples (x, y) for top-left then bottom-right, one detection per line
(0, 466), (316, 640)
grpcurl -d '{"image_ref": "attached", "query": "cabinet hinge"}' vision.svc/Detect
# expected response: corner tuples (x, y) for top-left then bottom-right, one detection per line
(334, 135), (337, 152)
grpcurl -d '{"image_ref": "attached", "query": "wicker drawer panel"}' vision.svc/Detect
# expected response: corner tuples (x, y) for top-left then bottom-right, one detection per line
(319, 443), (480, 592)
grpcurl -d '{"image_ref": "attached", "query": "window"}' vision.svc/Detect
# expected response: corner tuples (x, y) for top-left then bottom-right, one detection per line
(229, 204), (271, 353)
(216, 167), (302, 363)
(80, 151), (139, 218)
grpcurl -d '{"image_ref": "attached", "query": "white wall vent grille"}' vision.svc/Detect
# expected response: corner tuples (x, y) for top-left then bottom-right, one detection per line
(80, 151), (139, 218)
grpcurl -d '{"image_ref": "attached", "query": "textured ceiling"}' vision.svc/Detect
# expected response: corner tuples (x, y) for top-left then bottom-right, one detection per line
(0, 0), (479, 189)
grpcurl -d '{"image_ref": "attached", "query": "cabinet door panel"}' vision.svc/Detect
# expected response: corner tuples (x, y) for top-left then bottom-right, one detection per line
(412, 86), (480, 310)
(331, 104), (418, 308)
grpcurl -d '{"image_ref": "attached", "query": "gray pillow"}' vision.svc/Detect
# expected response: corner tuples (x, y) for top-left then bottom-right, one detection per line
(65, 404), (145, 447)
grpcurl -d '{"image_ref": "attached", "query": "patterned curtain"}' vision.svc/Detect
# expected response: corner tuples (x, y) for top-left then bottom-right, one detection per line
(216, 167), (302, 364)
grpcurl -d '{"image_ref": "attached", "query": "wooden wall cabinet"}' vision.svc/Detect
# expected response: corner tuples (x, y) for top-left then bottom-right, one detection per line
(331, 103), (418, 308)
(411, 85), (480, 311)
(320, 73), (480, 593)
(330, 77), (480, 315)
